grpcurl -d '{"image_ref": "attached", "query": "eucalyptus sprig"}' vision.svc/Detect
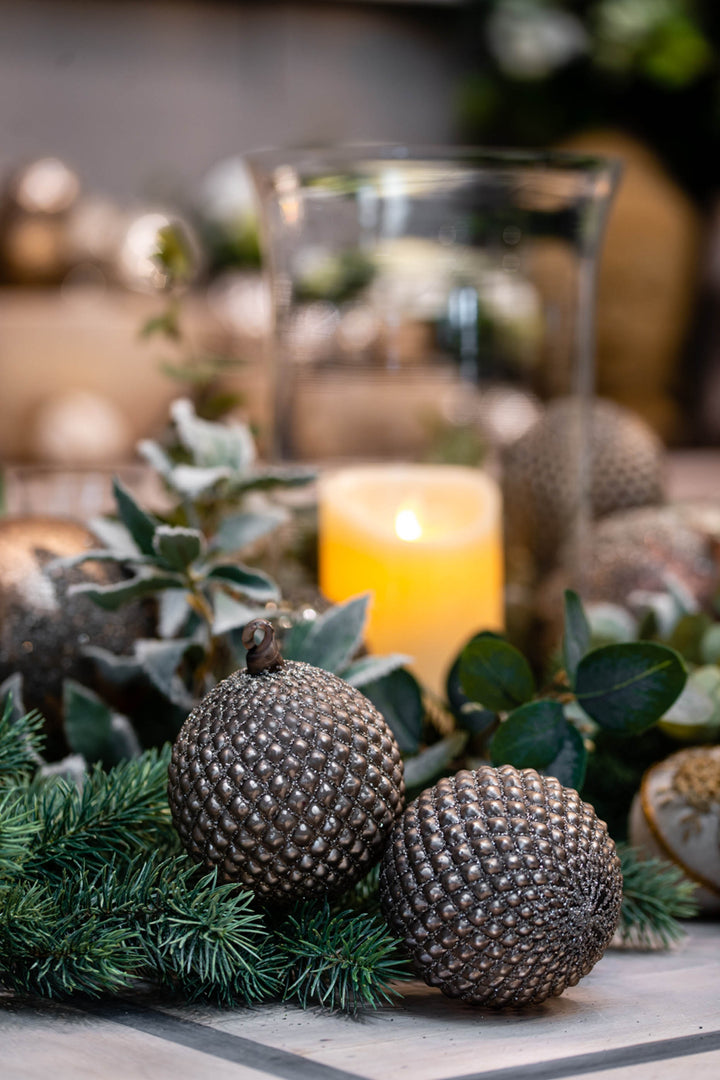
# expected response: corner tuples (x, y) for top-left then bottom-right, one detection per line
(452, 590), (687, 790)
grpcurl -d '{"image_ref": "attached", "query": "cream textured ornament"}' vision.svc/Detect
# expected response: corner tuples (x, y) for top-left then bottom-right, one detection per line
(380, 765), (622, 1007)
(168, 619), (405, 903)
(629, 745), (720, 915)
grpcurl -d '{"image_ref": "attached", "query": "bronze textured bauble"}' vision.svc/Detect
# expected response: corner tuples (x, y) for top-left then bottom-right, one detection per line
(168, 620), (405, 903)
(503, 397), (665, 571)
(380, 765), (622, 1008)
(0, 517), (153, 746)
(581, 504), (719, 612)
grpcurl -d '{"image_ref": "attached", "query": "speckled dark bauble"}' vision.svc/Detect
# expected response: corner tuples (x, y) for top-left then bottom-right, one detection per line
(503, 397), (665, 570)
(168, 619), (405, 903)
(581, 504), (719, 610)
(379, 765), (622, 1008)
(0, 517), (153, 744)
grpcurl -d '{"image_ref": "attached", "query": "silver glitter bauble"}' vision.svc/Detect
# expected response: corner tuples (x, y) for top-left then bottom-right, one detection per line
(168, 619), (405, 903)
(503, 397), (665, 569)
(379, 765), (622, 1007)
(0, 517), (154, 745)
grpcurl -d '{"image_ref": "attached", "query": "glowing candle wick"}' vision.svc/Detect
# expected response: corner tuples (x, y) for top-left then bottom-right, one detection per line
(395, 508), (423, 542)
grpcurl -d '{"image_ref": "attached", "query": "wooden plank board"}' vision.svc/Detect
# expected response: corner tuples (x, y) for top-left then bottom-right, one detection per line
(145, 922), (718, 1080)
(5, 923), (715, 1080)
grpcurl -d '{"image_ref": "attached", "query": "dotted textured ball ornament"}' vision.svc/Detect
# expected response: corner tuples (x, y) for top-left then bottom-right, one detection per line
(0, 516), (153, 747)
(168, 620), (405, 903)
(379, 765), (622, 1007)
(503, 397), (665, 569)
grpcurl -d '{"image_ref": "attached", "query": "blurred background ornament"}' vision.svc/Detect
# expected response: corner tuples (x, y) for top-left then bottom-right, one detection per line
(0, 157), (81, 285)
(31, 389), (134, 465)
(503, 397), (666, 575)
(0, 516), (154, 756)
(114, 209), (203, 294)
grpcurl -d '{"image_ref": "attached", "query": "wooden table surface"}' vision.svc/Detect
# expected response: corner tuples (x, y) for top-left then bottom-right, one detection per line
(3, 921), (718, 1080)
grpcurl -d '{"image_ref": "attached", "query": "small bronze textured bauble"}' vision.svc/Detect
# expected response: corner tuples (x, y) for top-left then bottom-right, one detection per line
(0, 517), (153, 743)
(379, 765), (622, 1007)
(582, 504), (719, 611)
(168, 619), (405, 903)
(503, 397), (665, 569)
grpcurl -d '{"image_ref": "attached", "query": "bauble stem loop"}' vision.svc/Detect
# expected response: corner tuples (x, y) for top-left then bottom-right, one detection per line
(242, 618), (285, 675)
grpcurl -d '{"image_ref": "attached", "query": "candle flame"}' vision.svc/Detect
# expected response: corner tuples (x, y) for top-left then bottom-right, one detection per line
(395, 507), (423, 542)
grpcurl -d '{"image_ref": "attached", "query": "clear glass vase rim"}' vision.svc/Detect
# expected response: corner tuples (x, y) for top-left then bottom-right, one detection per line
(245, 142), (621, 180)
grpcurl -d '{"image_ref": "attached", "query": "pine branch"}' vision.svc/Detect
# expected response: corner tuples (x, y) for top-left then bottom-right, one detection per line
(136, 855), (278, 1005)
(275, 901), (411, 1013)
(0, 698), (45, 783)
(22, 747), (179, 880)
(0, 853), (277, 1004)
(0, 788), (40, 875)
(618, 844), (699, 950)
(0, 878), (138, 999)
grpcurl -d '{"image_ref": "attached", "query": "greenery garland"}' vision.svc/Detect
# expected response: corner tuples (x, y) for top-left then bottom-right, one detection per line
(0, 698), (698, 1013)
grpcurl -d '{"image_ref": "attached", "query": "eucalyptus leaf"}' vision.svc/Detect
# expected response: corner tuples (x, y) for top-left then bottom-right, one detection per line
(206, 562), (279, 601)
(403, 731), (468, 792)
(701, 623), (720, 665)
(134, 638), (194, 703)
(171, 398), (256, 471)
(136, 438), (173, 478)
(81, 646), (145, 687)
(210, 509), (287, 554)
(212, 592), (267, 636)
(285, 595), (369, 673)
(153, 525), (205, 571)
(226, 465), (316, 493)
(575, 643), (687, 735)
(445, 632), (495, 717)
(112, 477), (158, 556)
(586, 602), (639, 646)
(543, 723), (587, 790)
(157, 589), (191, 639)
(0, 673), (27, 724)
(47, 549), (147, 573)
(667, 613), (712, 665)
(659, 666), (720, 741)
(458, 702), (498, 736)
(62, 680), (141, 765)
(167, 464), (233, 498)
(362, 669), (424, 755)
(282, 615), (319, 659)
(69, 572), (184, 610)
(88, 516), (141, 557)
(563, 589), (591, 685)
(490, 700), (567, 770)
(458, 636), (535, 713)
(341, 653), (413, 689)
